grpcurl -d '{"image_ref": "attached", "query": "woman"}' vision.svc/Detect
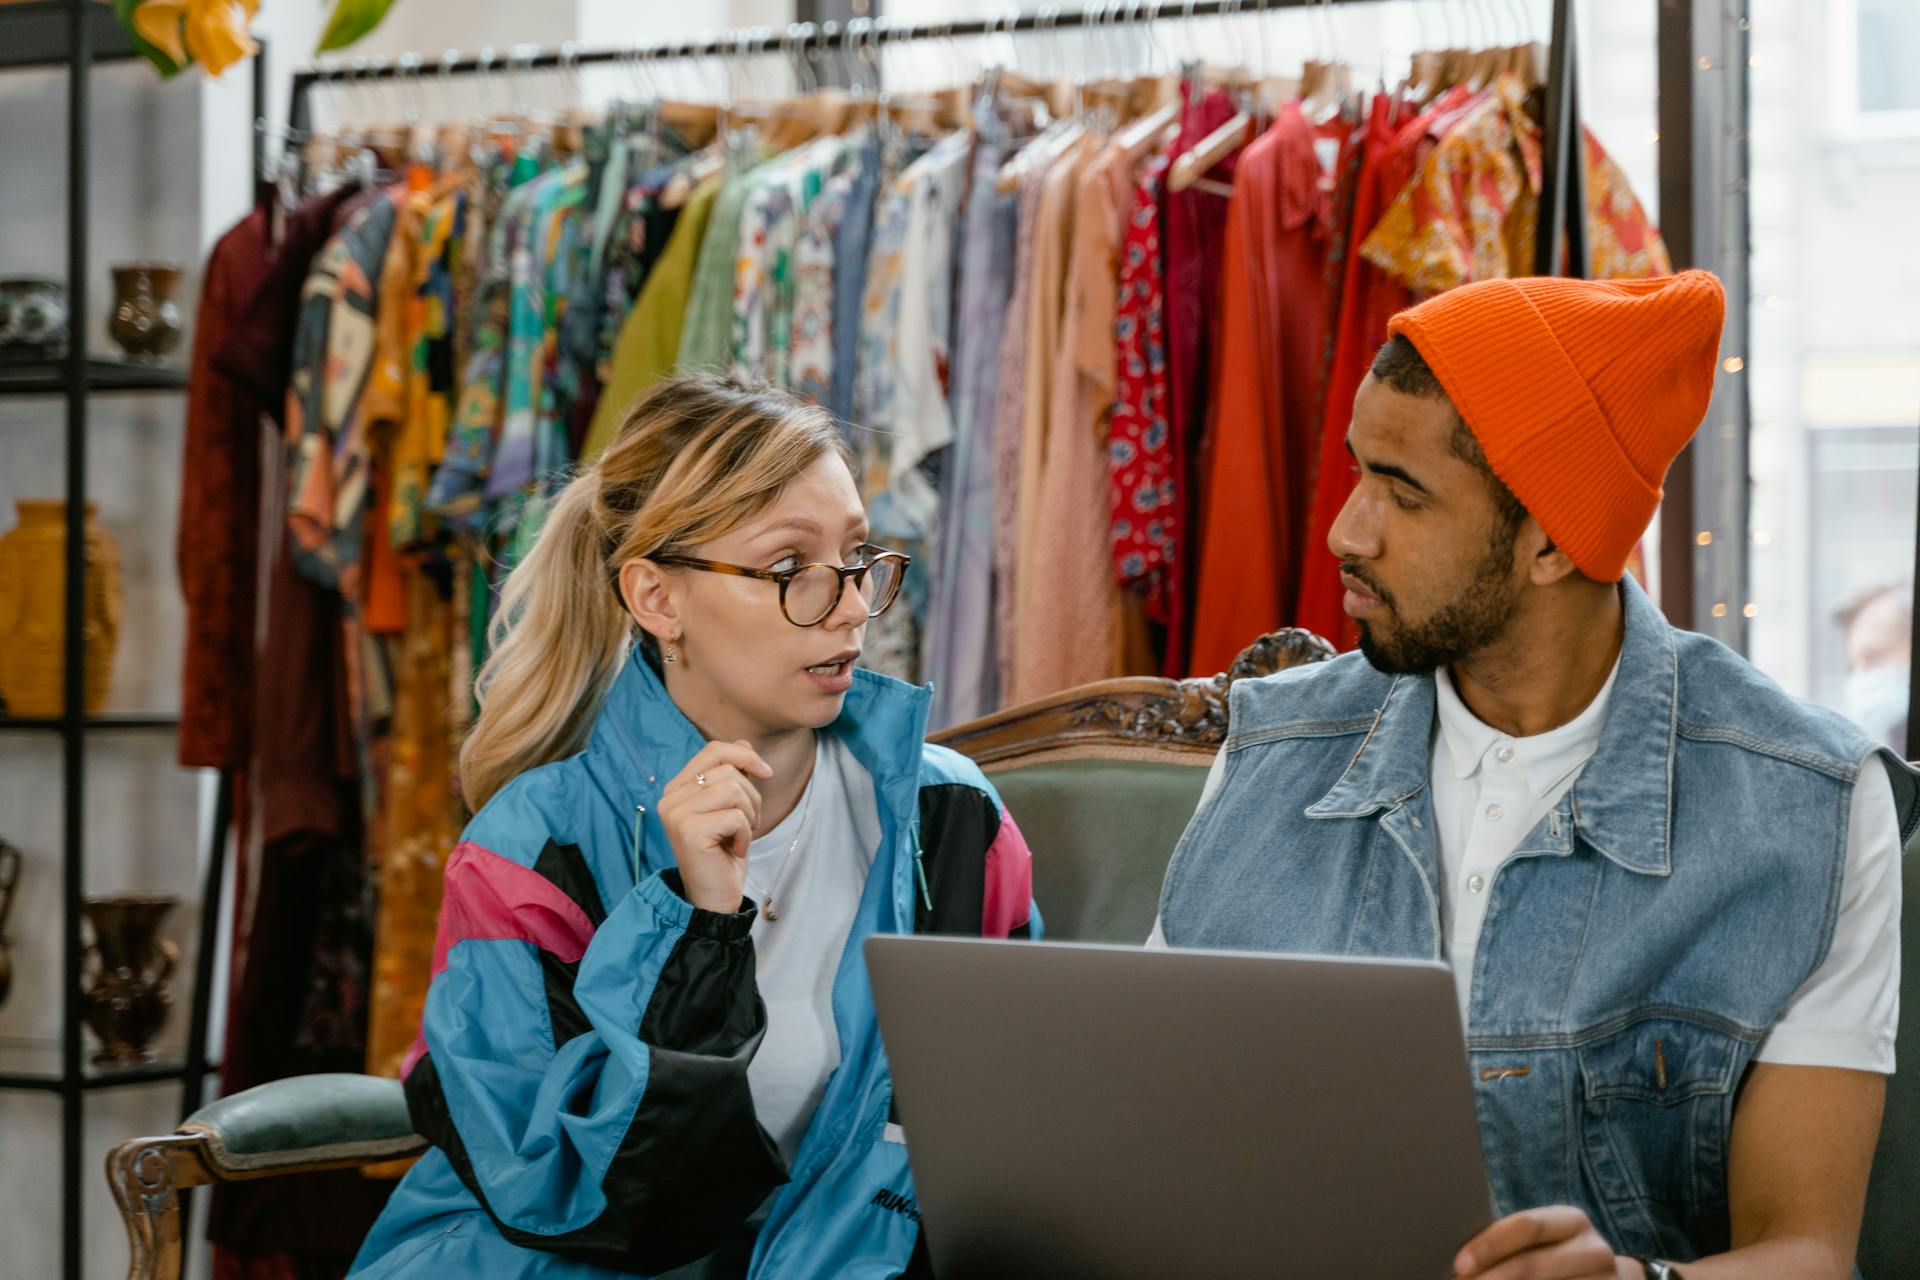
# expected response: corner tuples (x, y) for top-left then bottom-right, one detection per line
(350, 375), (1038, 1279)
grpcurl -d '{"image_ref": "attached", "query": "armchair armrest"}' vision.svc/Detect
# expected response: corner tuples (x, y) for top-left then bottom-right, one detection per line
(178, 1071), (423, 1171)
(105, 1074), (426, 1280)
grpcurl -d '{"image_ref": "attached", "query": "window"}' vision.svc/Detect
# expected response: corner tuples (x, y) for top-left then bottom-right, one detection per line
(1750, 0), (1920, 754)
(1829, 0), (1920, 138)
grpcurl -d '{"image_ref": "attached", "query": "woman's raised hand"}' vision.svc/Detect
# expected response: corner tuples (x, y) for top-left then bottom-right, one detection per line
(656, 740), (775, 914)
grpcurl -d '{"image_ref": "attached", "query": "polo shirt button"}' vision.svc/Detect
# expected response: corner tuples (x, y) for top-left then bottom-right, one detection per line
(1495, 746), (1514, 765)
(1468, 874), (1486, 894)
(1486, 803), (1504, 821)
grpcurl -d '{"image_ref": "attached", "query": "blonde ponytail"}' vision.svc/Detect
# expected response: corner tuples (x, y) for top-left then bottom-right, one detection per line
(459, 373), (847, 810)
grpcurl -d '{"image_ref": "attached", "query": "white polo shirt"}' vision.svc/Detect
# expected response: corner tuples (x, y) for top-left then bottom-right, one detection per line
(1152, 663), (1902, 1073)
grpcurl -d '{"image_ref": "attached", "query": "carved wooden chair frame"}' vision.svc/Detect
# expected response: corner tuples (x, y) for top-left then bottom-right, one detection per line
(930, 629), (1336, 767)
(104, 628), (1335, 1280)
(105, 1118), (427, 1280)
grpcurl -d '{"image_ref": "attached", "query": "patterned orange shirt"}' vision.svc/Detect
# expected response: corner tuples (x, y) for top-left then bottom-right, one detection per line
(1361, 75), (1671, 292)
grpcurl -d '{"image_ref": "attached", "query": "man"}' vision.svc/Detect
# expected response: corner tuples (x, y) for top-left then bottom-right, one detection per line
(1153, 271), (1912, 1280)
(1838, 582), (1911, 753)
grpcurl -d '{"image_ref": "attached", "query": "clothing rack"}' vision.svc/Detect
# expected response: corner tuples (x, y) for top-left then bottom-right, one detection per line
(283, 0), (1585, 277)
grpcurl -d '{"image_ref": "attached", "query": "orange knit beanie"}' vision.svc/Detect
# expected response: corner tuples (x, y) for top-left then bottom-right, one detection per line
(1386, 270), (1726, 582)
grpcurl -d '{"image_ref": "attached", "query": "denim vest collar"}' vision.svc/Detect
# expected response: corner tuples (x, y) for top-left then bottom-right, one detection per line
(1304, 579), (1676, 877)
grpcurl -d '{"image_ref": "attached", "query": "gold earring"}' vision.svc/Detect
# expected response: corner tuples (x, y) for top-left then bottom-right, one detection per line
(663, 639), (678, 665)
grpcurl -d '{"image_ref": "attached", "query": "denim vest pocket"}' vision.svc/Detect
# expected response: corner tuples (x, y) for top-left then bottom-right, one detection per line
(1576, 1017), (1743, 1260)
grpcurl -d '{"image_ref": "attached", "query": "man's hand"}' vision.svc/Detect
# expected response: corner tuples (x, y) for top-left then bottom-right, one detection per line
(1454, 1206), (1629, 1280)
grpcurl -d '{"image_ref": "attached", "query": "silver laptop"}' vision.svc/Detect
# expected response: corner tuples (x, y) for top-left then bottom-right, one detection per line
(865, 936), (1494, 1280)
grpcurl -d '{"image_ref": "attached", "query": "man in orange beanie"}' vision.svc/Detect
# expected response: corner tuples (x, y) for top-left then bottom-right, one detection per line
(1154, 271), (1911, 1279)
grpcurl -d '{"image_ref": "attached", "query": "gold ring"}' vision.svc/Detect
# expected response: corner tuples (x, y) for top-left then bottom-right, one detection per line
(696, 772), (708, 787)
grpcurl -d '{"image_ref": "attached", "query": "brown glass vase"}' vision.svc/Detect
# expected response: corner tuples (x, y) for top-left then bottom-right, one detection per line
(106, 262), (184, 362)
(81, 893), (178, 1066)
(0, 500), (123, 717)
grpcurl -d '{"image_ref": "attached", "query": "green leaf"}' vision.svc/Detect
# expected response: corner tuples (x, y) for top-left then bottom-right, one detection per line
(316, 0), (399, 54)
(111, 0), (191, 78)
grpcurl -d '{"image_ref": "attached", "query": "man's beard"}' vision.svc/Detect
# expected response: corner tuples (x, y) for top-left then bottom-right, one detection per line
(1349, 545), (1523, 676)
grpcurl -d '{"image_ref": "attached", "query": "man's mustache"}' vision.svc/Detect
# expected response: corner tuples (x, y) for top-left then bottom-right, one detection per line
(1340, 561), (1396, 611)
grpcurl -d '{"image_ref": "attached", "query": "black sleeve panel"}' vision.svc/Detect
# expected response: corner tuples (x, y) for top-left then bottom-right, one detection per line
(914, 783), (1000, 935)
(404, 881), (786, 1274)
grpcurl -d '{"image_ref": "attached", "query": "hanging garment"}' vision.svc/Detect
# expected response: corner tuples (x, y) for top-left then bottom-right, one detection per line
(1308, 103), (1370, 478)
(789, 131), (870, 415)
(584, 173), (719, 459)
(215, 512), (387, 1279)
(1158, 86), (1239, 675)
(484, 164), (587, 509)
(207, 186), (392, 1280)
(588, 154), (681, 413)
(1008, 133), (1096, 704)
(1020, 139), (1142, 699)
(733, 135), (843, 385)
(428, 167), (542, 536)
(1187, 103), (1346, 676)
(357, 189), (428, 640)
(280, 189), (405, 828)
(827, 134), (882, 430)
(925, 103), (1018, 730)
(178, 198), (273, 772)
(365, 181), (474, 1084)
(284, 190), (399, 595)
(388, 186), (466, 552)
(679, 159), (761, 371)
(856, 131), (969, 684)
(1360, 74), (1671, 293)
(212, 183), (366, 431)
(364, 568), (461, 1082)
(989, 124), (1077, 702)
(552, 126), (643, 452)
(1109, 152), (1177, 627)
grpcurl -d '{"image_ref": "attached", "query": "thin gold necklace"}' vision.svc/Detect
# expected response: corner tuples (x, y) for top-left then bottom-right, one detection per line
(747, 760), (817, 923)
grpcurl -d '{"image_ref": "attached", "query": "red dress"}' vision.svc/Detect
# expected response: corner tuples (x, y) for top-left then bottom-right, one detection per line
(1109, 154), (1178, 624)
(1186, 104), (1347, 677)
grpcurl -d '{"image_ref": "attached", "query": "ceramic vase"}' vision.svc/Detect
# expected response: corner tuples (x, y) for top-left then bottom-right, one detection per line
(0, 500), (123, 718)
(81, 894), (178, 1066)
(0, 276), (69, 357)
(106, 262), (184, 362)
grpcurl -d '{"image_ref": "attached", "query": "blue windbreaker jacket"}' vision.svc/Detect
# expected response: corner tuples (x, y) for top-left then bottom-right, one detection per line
(347, 652), (1038, 1279)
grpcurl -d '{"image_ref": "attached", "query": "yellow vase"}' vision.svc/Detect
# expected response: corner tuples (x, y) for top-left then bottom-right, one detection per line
(0, 501), (123, 717)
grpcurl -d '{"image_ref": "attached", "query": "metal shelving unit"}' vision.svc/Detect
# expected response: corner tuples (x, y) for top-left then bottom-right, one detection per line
(0, 356), (190, 396)
(0, 5), (259, 1278)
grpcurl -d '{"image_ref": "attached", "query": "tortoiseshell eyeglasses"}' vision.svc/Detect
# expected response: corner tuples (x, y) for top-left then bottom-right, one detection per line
(648, 545), (911, 628)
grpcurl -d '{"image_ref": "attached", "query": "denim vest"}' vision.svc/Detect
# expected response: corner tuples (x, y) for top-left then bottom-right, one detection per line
(1158, 580), (1918, 1262)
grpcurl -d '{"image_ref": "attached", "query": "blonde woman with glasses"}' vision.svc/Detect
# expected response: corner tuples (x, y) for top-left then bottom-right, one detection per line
(349, 374), (1039, 1280)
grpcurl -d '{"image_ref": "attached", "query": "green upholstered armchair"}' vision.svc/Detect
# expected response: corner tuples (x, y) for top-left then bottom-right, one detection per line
(105, 1072), (427, 1280)
(927, 629), (1335, 942)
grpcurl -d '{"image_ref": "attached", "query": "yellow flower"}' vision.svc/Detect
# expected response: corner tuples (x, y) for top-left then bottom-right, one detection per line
(131, 0), (259, 77)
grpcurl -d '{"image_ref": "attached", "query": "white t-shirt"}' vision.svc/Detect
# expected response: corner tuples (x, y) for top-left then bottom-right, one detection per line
(1150, 666), (1902, 1073)
(743, 731), (883, 1166)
